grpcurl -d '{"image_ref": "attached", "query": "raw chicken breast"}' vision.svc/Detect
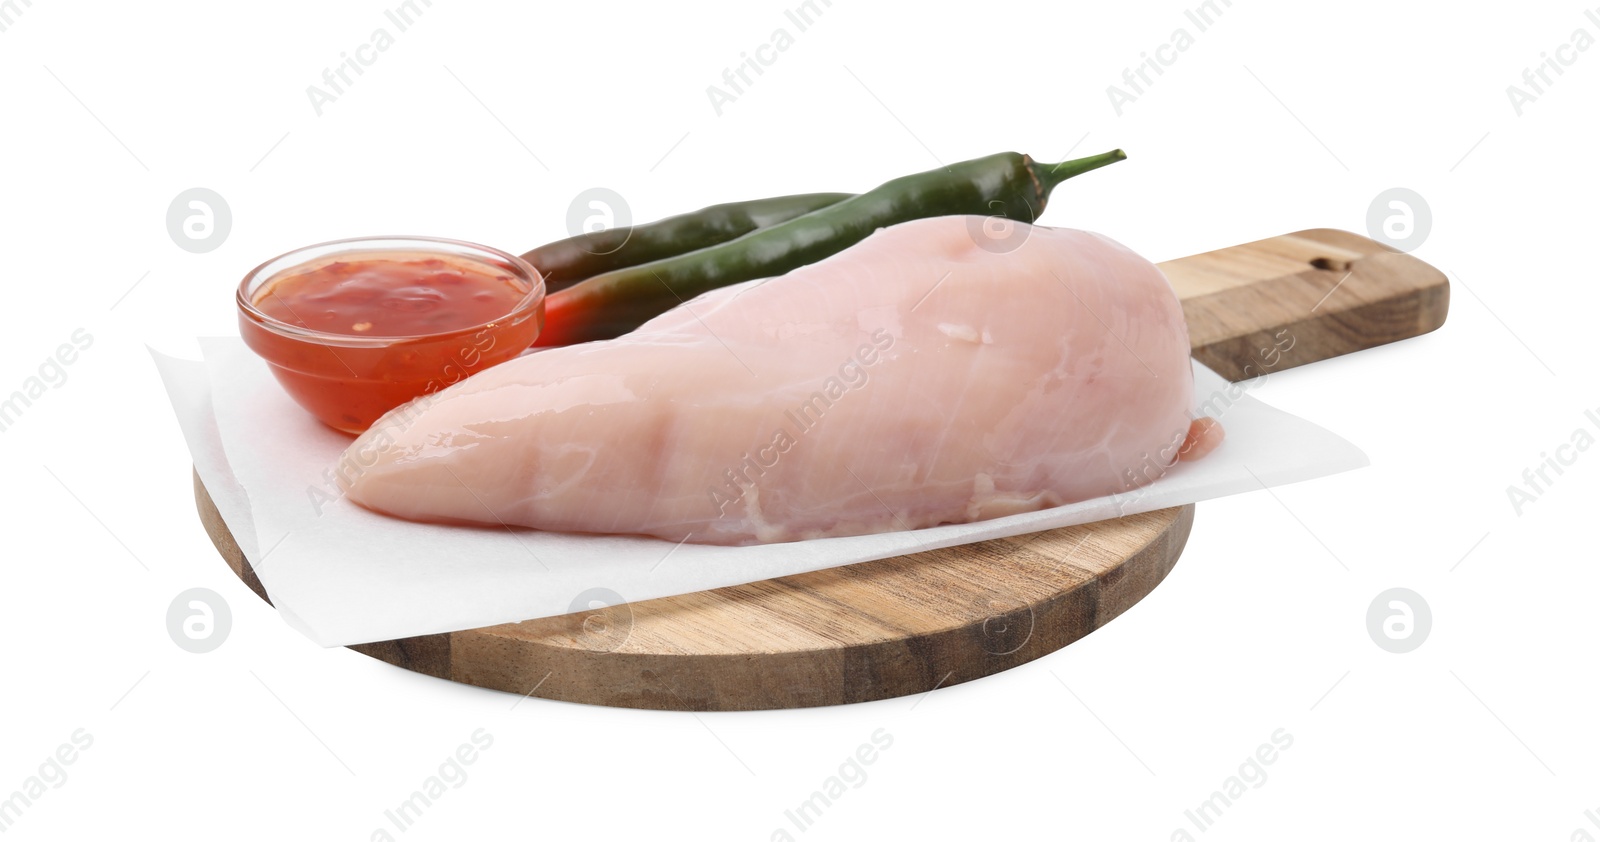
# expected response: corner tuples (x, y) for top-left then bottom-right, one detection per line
(339, 217), (1200, 545)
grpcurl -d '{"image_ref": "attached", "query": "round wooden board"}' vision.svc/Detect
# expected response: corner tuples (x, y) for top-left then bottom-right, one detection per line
(186, 228), (1453, 711)
(196, 471), (1192, 711)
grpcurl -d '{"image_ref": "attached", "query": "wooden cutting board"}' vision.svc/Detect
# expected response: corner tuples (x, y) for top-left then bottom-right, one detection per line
(196, 228), (1447, 710)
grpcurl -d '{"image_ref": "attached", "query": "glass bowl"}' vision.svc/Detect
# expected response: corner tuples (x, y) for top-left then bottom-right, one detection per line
(237, 236), (545, 434)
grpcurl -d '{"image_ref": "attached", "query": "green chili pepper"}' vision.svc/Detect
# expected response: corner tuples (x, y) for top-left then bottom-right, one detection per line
(535, 148), (1127, 346)
(523, 192), (853, 293)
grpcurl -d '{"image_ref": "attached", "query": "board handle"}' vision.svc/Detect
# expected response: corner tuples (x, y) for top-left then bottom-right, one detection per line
(1157, 228), (1449, 381)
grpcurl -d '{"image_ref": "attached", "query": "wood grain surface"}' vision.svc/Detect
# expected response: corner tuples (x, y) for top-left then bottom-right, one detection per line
(196, 228), (1447, 710)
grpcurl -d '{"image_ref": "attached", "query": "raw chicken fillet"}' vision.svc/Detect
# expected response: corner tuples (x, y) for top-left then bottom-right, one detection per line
(340, 217), (1201, 545)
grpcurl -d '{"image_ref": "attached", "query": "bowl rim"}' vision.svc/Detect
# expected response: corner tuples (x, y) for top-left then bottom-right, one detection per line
(236, 235), (546, 349)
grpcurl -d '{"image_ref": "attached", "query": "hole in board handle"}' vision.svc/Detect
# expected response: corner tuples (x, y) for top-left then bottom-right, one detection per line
(1310, 256), (1353, 272)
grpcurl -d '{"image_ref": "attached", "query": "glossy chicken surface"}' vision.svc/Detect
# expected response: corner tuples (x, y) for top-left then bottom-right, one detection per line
(340, 217), (1201, 545)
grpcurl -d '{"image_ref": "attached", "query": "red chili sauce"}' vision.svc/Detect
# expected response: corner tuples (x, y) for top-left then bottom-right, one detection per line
(253, 256), (528, 338)
(240, 251), (543, 434)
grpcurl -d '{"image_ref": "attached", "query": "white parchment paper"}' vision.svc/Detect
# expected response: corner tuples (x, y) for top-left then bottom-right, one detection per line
(154, 337), (1367, 647)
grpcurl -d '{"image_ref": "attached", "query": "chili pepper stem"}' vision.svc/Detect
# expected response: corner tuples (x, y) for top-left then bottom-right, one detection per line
(1032, 148), (1127, 194)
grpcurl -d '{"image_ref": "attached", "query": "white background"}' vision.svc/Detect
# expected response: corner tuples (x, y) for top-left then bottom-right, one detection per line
(2, 0), (1597, 839)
